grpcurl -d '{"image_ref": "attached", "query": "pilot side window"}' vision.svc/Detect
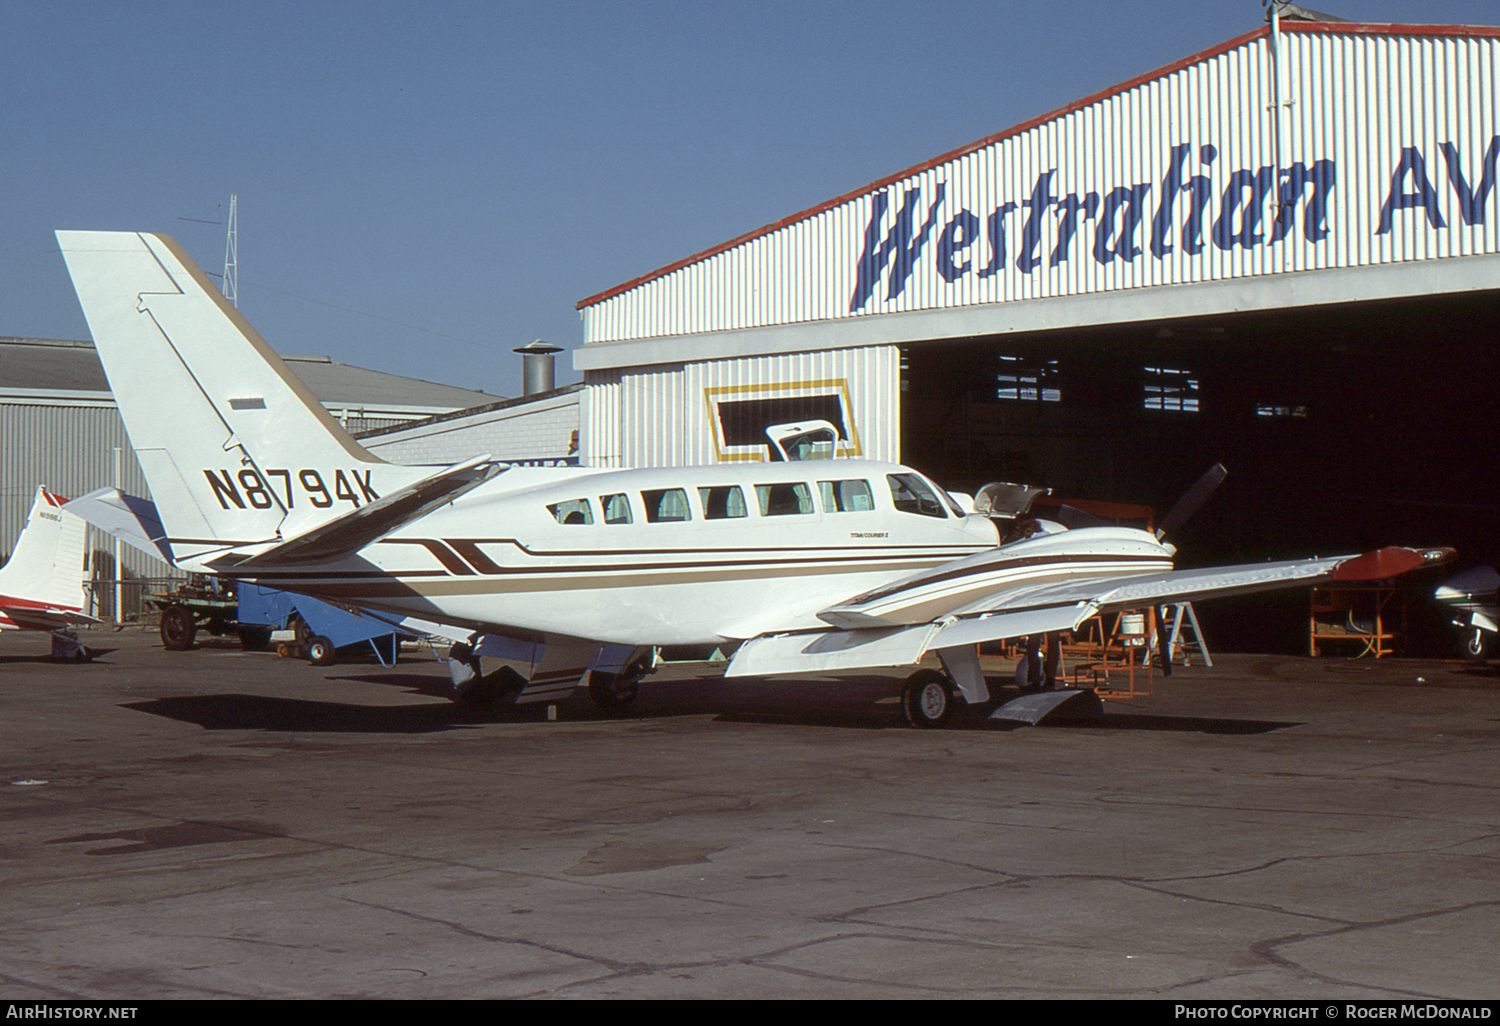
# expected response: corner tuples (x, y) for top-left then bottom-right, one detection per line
(755, 482), (814, 516)
(699, 485), (747, 519)
(641, 488), (691, 523)
(819, 479), (874, 513)
(600, 493), (632, 525)
(547, 498), (594, 525)
(887, 473), (948, 518)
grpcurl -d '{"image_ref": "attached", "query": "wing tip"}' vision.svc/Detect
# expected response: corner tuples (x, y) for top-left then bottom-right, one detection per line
(1329, 546), (1455, 581)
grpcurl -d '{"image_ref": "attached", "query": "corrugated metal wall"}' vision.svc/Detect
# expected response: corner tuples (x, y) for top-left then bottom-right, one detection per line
(583, 347), (899, 468)
(580, 25), (1500, 344)
(0, 402), (168, 613)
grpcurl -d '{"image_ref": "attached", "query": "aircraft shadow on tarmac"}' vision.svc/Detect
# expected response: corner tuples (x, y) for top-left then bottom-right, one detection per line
(118, 679), (1301, 737)
(0, 648), (119, 664)
(120, 692), (480, 734)
(713, 703), (1301, 735)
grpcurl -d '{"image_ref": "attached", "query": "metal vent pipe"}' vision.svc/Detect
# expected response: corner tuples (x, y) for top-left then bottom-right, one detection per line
(514, 340), (562, 396)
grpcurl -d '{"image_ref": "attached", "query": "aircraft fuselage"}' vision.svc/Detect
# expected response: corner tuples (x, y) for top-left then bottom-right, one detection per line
(187, 460), (1021, 645)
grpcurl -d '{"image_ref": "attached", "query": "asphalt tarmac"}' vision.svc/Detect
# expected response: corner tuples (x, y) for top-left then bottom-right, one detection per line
(0, 626), (1496, 1000)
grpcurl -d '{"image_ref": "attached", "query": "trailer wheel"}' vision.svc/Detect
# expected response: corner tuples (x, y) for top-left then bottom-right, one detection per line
(160, 606), (196, 651)
(901, 669), (955, 728)
(307, 636), (337, 667)
(292, 615), (314, 649)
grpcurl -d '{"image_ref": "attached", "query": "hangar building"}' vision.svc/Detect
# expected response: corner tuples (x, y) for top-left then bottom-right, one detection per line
(563, 17), (1500, 648)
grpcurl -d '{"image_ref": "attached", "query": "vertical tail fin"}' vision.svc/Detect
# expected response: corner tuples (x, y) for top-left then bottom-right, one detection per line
(57, 231), (424, 561)
(0, 487), (89, 613)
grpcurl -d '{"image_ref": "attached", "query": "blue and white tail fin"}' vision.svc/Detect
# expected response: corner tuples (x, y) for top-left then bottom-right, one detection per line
(57, 231), (437, 565)
(0, 487), (90, 619)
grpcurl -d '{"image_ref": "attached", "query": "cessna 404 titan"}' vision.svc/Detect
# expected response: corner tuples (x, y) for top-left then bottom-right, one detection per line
(56, 230), (1450, 726)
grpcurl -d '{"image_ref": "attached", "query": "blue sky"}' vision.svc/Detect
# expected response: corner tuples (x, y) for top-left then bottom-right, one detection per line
(5, 0), (1496, 398)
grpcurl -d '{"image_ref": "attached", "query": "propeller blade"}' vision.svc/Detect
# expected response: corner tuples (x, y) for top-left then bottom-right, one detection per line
(1056, 504), (1115, 531)
(1156, 463), (1228, 539)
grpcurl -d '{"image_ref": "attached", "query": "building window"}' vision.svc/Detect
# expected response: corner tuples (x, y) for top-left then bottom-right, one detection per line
(997, 355), (1060, 403)
(1255, 404), (1308, 418)
(1143, 365), (1200, 413)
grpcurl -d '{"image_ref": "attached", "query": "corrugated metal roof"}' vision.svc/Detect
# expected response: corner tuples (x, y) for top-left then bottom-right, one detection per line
(0, 338), (109, 391)
(0, 337), (499, 413)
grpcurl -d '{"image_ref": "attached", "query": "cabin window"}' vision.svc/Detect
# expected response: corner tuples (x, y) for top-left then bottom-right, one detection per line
(601, 493), (633, 524)
(642, 488), (691, 523)
(754, 482), (814, 516)
(819, 479), (874, 512)
(887, 473), (948, 518)
(699, 485), (747, 519)
(548, 498), (594, 525)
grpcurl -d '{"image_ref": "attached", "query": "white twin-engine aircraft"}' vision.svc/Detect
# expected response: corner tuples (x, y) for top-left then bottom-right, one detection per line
(0, 485), (97, 659)
(57, 230), (1449, 725)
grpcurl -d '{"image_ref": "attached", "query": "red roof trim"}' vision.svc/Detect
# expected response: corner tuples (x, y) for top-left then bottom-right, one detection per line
(576, 21), (1500, 311)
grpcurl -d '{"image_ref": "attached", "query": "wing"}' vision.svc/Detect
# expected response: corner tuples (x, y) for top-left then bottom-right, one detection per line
(725, 545), (1453, 679)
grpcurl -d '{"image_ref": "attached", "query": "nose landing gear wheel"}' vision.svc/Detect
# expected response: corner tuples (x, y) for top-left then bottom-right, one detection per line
(901, 670), (955, 728)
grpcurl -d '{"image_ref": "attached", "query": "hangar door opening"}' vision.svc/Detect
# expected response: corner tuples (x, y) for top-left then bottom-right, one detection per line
(899, 291), (1500, 654)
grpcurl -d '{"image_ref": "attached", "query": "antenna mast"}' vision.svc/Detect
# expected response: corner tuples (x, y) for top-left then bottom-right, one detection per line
(222, 193), (238, 307)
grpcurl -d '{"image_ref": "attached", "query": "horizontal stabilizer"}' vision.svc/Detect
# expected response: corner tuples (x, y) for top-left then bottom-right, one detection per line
(0, 605), (99, 631)
(228, 455), (504, 569)
(64, 488), (174, 565)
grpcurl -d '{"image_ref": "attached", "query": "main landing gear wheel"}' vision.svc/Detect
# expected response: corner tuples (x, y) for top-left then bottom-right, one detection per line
(1467, 628), (1487, 659)
(901, 669), (955, 729)
(160, 605), (196, 651)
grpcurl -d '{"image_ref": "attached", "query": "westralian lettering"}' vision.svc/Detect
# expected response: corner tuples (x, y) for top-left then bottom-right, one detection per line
(848, 183), (947, 311)
(847, 137), (1495, 311)
(203, 469), (382, 511)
